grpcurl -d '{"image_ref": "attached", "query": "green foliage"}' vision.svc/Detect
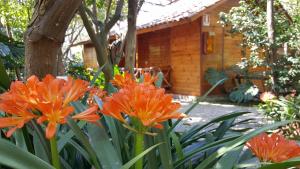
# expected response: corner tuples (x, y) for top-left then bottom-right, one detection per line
(0, 139), (54, 169)
(220, 0), (300, 93)
(0, 33), (24, 80)
(67, 64), (120, 88)
(259, 94), (300, 121)
(0, 33), (24, 67)
(204, 67), (259, 103)
(0, 58), (11, 91)
(205, 68), (228, 86)
(0, 0), (34, 41)
(276, 55), (300, 93)
(229, 82), (259, 103)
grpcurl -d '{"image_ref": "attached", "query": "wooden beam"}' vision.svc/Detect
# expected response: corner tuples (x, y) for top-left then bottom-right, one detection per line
(137, 18), (190, 34)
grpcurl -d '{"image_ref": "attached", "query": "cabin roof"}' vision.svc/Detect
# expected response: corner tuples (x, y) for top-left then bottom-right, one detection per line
(137, 0), (223, 30)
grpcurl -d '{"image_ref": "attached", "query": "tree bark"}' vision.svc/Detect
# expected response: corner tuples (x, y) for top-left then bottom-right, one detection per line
(79, 0), (124, 85)
(55, 47), (65, 76)
(125, 0), (138, 73)
(78, 5), (114, 85)
(267, 0), (277, 91)
(25, 0), (82, 78)
(267, 0), (276, 62)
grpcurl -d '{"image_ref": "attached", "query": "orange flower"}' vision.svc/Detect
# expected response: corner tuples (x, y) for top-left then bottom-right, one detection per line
(35, 75), (90, 138)
(36, 75), (65, 104)
(62, 76), (90, 106)
(0, 101), (36, 137)
(72, 105), (100, 123)
(0, 77), (40, 137)
(260, 92), (276, 102)
(141, 72), (158, 86)
(0, 74), (94, 139)
(7, 75), (40, 108)
(87, 87), (106, 106)
(102, 83), (186, 129)
(111, 72), (136, 88)
(246, 133), (300, 163)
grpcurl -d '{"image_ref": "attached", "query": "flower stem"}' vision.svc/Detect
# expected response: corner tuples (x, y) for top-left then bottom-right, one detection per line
(135, 132), (144, 169)
(50, 137), (61, 169)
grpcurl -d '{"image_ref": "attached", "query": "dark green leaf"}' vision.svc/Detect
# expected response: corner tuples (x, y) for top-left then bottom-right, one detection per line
(0, 138), (54, 169)
(121, 143), (162, 169)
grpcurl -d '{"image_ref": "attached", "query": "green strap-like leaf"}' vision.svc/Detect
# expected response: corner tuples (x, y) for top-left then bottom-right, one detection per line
(170, 131), (184, 161)
(259, 157), (300, 169)
(0, 138), (54, 169)
(14, 129), (28, 151)
(180, 111), (250, 143)
(67, 118), (102, 169)
(155, 123), (174, 169)
(213, 145), (243, 169)
(33, 131), (50, 163)
(169, 78), (227, 133)
(121, 143), (162, 169)
(86, 123), (122, 169)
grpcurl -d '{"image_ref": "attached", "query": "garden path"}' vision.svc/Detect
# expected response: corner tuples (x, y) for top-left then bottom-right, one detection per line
(174, 99), (266, 133)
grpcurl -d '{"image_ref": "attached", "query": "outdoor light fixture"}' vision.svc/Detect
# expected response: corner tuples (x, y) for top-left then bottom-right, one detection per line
(203, 14), (210, 26)
(202, 32), (215, 55)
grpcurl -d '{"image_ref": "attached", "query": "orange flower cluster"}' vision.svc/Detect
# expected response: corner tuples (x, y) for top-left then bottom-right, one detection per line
(111, 72), (135, 88)
(246, 133), (300, 163)
(111, 72), (158, 88)
(0, 75), (101, 139)
(103, 72), (186, 130)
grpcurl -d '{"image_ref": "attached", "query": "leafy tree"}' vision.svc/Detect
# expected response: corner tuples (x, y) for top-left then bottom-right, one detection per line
(0, 0), (34, 41)
(220, 0), (300, 94)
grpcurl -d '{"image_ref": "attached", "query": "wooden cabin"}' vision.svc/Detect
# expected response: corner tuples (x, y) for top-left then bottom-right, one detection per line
(79, 0), (251, 96)
(136, 0), (242, 96)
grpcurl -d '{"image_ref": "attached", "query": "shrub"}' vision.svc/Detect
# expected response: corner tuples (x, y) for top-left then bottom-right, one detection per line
(67, 64), (120, 88)
(204, 67), (259, 103)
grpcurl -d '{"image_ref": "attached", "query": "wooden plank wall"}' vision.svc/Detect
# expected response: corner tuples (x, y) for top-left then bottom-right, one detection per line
(83, 44), (99, 68)
(170, 20), (201, 95)
(201, 0), (241, 94)
(137, 29), (170, 67)
(137, 20), (201, 95)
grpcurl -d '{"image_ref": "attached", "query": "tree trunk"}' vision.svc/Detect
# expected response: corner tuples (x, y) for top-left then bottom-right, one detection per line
(267, 0), (276, 62)
(267, 0), (277, 91)
(78, 5), (114, 85)
(56, 47), (65, 76)
(125, 0), (138, 73)
(25, 0), (82, 78)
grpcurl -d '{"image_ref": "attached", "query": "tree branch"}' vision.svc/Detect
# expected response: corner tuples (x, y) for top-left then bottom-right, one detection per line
(137, 0), (145, 13)
(105, 0), (124, 33)
(63, 26), (84, 57)
(104, 0), (112, 25)
(84, 6), (104, 32)
(78, 4), (100, 46)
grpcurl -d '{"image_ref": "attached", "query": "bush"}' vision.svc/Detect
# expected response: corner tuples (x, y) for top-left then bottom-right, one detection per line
(229, 82), (259, 103)
(205, 67), (259, 103)
(259, 93), (300, 121)
(258, 92), (300, 139)
(67, 64), (120, 88)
